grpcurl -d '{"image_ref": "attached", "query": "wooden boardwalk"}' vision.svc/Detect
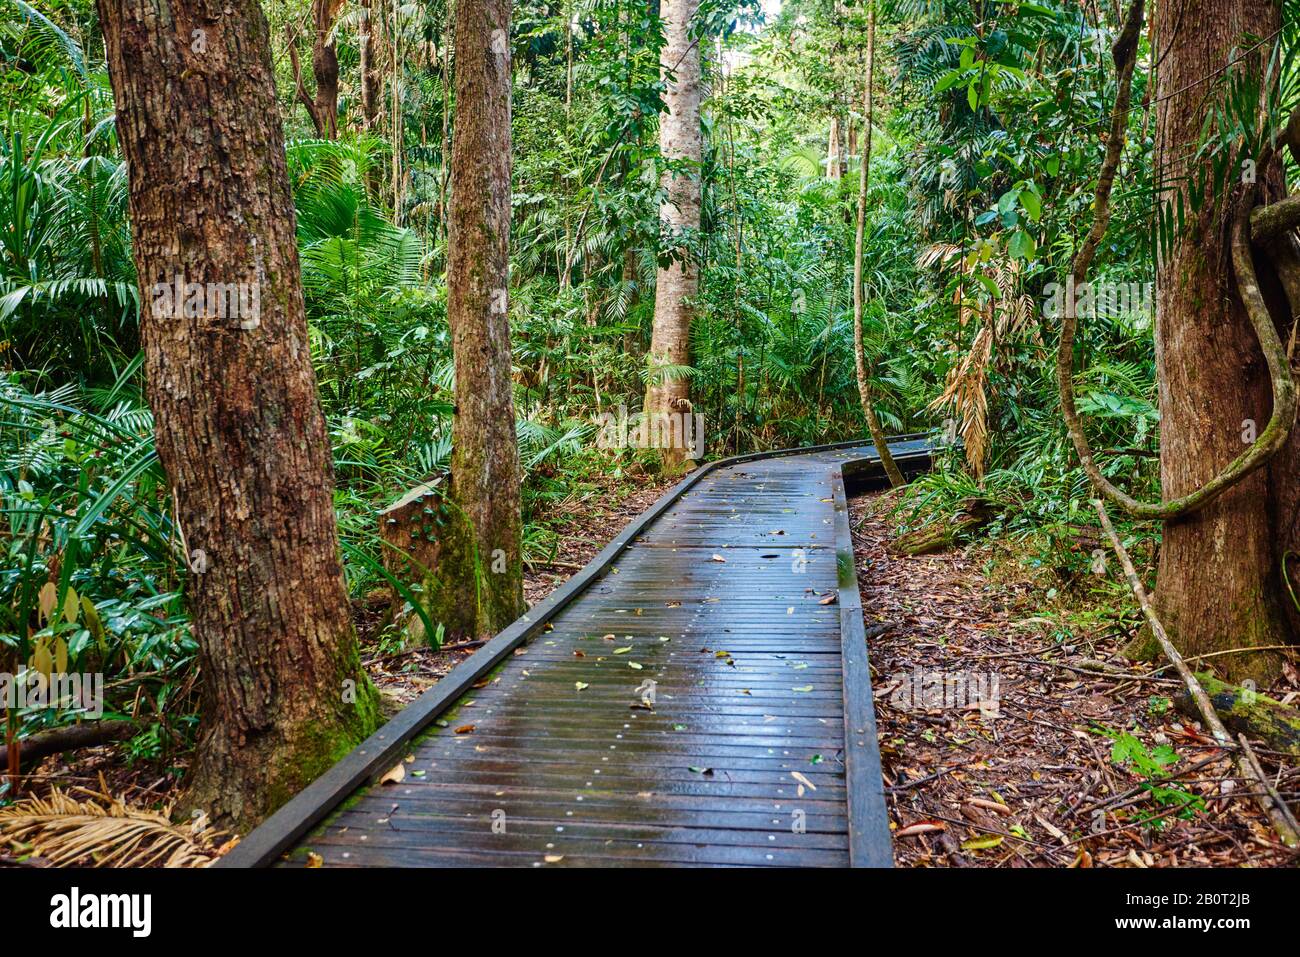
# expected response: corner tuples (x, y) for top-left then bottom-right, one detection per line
(219, 437), (931, 868)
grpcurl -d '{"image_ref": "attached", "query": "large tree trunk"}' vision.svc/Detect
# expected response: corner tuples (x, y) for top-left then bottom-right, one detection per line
(1148, 0), (1295, 681)
(97, 0), (379, 832)
(851, 3), (904, 488)
(429, 0), (526, 638)
(645, 0), (702, 472)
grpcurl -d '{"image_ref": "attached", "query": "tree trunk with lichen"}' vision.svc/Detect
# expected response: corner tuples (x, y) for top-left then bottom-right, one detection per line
(98, 0), (379, 832)
(645, 0), (702, 473)
(1133, 0), (1297, 682)
(430, 0), (526, 640)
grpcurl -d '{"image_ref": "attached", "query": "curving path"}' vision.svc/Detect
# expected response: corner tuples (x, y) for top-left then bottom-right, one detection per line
(219, 436), (932, 868)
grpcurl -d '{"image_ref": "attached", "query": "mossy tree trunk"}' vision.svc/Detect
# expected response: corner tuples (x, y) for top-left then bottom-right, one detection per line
(1145, 0), (1296, 682)
(435, 0), (526, 639)
(97, 0), (379, 832)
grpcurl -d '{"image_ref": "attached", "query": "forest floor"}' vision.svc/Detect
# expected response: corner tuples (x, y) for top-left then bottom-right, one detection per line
(851, 490), (1299, 868)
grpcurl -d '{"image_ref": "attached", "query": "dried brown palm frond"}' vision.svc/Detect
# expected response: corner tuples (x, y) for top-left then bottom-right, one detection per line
(924, 252), (1037, 478)
(930, 323), (993, 477)
(0, 786), (223, 867)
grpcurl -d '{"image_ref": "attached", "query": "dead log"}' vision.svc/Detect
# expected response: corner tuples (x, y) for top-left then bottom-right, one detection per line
(891, 498), (992, 556)
(0, 720), (137, 769)
(1174, 673), (1300, 759)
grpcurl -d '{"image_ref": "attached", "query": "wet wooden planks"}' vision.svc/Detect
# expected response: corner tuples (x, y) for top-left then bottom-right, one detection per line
(270, 442), (922, 869)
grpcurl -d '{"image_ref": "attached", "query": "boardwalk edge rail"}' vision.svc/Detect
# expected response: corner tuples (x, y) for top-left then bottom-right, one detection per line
(217, 433), (934, 868)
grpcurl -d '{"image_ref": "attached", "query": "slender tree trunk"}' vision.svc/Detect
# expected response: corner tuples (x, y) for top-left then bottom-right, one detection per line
(646, 0), (702, 471)
(827, 114), (842, 180)
(851, 3), (904, 487)
(359, 0), (381, 130)
(1144, 0), (1295, 681)
(287, 0), (340, 139)
(429, 0), (526, 639)
(391, 0), (403, 221)
(97, 0), (379, 831)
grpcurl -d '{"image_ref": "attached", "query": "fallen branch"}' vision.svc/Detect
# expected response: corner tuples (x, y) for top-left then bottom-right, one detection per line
(1095, 499), (1299, 847)
(0, 721), (137, 772)
(892, 499), (992, 555)
(1172, 673), (1300, 758)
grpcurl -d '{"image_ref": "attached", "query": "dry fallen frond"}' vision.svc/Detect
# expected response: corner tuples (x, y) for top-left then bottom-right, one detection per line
(0, 787), (223, 867)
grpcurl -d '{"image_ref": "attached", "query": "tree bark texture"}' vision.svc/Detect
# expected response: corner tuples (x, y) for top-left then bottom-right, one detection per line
(97, 0), (379, 832)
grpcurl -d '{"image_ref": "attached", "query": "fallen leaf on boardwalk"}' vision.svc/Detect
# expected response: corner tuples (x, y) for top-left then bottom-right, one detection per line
(791, 771), (817, 791)
(628, 662), (643, 670)
(306, 852), (324, 868)
(792, 685), (814, 693)
(962, 835), (1005, 851)
(544, 854), (564, 863)
(715, 650), (731, 658)
(818, 593), (838, 605)
(711, 554), (726, 562)
(472, 678), (491, 689)
(601, 633), (616, 641)
(666, 601), (681, 607)
(575, 681), (589, 691)
(896, 821), (945, 838)
(613, 646), (632, 654)
(573, 650), (585, 658)
(379, 763), (406, 785)
(454, 724), (475, 734)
